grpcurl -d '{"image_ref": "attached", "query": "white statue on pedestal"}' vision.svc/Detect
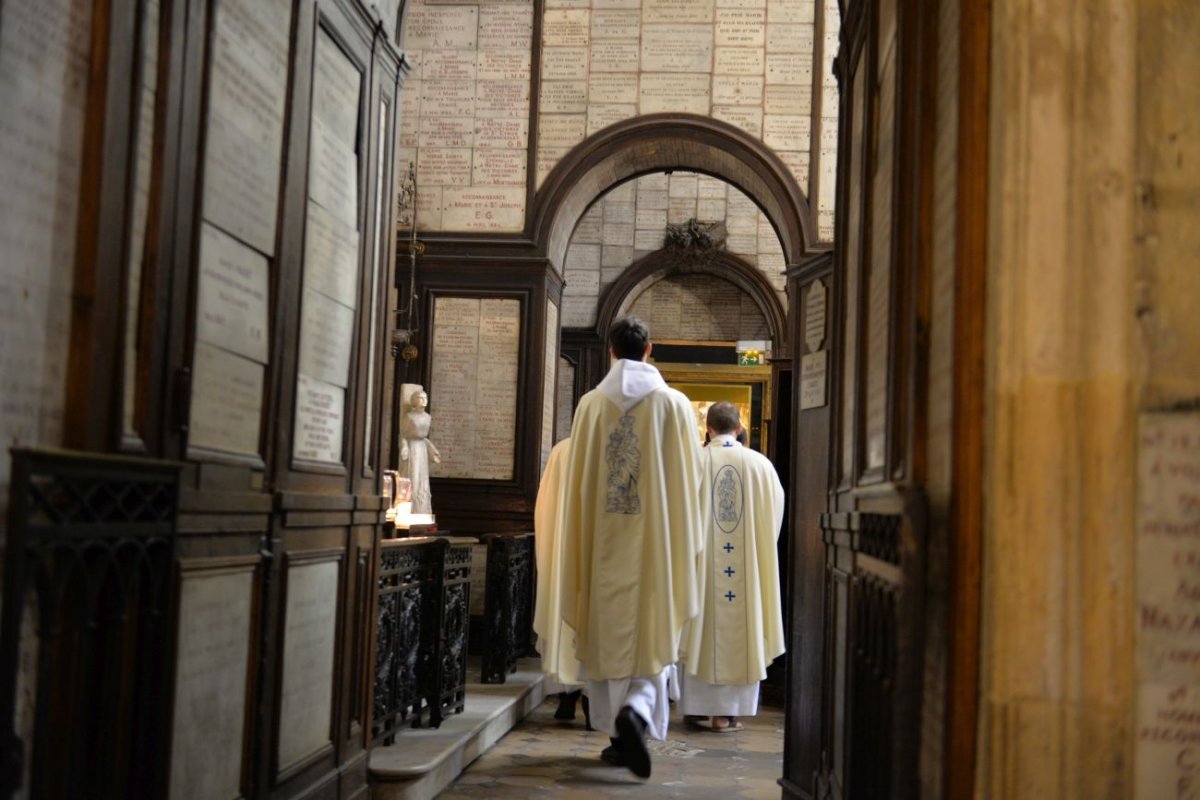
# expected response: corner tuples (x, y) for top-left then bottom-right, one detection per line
(399, 384), (440, 515)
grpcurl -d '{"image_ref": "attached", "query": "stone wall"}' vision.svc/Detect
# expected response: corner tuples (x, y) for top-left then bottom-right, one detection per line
(400, 0), (534, 232)
(0, 0), (91, 516)
(628, 273), (770, 342)
(535, 0), (839, 241)
(1131, 3), (1200, 797)
(560, 171), (787, 328)
(401, 0), (839, 241)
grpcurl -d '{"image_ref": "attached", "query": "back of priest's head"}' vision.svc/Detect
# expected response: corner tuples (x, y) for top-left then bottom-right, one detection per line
(706, 402), (740, 435)
(609, 316), (651, 361)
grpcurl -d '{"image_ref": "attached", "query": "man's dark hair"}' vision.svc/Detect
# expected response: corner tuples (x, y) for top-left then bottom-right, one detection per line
(706, 402), (741, 435)
(608, 316), (651, 360)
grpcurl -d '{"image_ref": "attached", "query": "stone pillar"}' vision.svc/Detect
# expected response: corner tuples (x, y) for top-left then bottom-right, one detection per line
(979, 0), (1138, 796)
(981, 0), (1200, 796)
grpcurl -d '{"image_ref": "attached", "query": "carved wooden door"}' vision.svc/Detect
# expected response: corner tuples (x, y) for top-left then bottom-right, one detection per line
(783, 0), (941, 797)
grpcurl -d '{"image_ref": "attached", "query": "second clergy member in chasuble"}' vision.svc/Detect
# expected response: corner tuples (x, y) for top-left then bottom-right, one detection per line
(558, 316), (705, 778)
(682, 401), (786, 732)
(533, 436), (590, 728)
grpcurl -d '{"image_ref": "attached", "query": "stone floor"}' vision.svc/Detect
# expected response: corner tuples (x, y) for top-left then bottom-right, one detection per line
(438, 696), (785, 799)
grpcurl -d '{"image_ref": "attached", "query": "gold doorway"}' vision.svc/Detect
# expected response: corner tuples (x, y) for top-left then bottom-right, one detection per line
(651, 362), (773, 455)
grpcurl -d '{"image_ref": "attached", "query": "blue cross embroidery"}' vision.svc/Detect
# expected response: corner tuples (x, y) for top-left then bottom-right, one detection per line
(723, 542), (735, 553)
(724, 566), (736, 577)
(725, 591), (736, 602)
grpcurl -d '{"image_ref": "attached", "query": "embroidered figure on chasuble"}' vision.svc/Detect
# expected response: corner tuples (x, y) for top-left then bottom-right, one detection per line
(715, 465), (741, 527)
(605, 414), (641, 514)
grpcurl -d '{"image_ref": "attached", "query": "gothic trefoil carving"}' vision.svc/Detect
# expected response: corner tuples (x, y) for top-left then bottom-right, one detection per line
(605, 413), (641, 514)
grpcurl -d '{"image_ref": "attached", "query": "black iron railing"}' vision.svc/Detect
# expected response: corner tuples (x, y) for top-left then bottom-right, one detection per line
(0, 448), (181, 799)
(372, 535), (472, 743)
(480, 533), (535, 684)
(432, 538), (472, 723)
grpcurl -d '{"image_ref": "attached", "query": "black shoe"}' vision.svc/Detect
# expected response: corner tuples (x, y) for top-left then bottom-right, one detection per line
(582, 695), (593, 730)
(554, 690), (581, 720)
(600, 737), (625, 766)
(615, 706), (651, 779)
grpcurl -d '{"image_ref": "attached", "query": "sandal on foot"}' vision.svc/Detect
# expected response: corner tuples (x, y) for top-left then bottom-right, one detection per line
(710, 716), (744, 733)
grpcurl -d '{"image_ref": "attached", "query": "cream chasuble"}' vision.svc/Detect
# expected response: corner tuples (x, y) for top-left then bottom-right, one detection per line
(559, 360), (705, 682)
(533, 437), (582, 686)
(684, 436), (785, 686)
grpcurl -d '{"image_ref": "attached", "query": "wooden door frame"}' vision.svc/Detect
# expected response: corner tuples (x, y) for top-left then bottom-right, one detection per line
(944, 0), (990, 796)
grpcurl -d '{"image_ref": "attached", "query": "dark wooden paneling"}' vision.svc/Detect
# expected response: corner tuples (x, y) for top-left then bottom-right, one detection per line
(404, 257), (562, 534)
(129, 0), (191, 457)
(781, 256), (834, 800)
(252, 7), (401, 795)
(168, 1), (400, 797)
(20, 0), (402, 796)
(764, 357), (794, 703)
(63, 0), (192, 456)
(271, 1), (352, 495)
(352, 56), (403, 500)
(560, 329), (607, 402)
(860, 0), (898, 483)
(160, 0), (210, 464)
(809, 0), (942, 796)
(836, 20), (869, 495)
(65, 0), (139, 452)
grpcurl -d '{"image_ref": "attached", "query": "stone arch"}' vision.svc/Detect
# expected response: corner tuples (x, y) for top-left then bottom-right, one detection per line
(530, 114), (813, 273)
(596, 249), (789, 354)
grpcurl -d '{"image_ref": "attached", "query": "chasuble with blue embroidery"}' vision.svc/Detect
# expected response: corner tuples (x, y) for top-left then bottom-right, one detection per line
(683, 436), (786, 686)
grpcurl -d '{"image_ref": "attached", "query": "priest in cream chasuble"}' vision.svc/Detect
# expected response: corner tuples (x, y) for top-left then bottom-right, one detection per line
(557, 316), (704, 777)
(682, 401), (785, 730)
(533, 437), (584, 690)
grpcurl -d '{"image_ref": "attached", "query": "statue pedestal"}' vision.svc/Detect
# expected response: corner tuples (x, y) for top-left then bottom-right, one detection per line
(394, 509), (436, 532)
(384, 497), (436, 536)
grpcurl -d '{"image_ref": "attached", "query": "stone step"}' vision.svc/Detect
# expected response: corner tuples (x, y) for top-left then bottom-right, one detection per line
(369, 659), (545, 800)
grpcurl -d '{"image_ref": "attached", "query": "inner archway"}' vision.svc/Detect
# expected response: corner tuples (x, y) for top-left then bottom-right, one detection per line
(530, 114), (816, 275)
(596, 249), (788, 354)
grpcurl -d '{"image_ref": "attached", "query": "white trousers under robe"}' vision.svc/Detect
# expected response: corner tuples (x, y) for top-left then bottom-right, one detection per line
(585, 664), (673, 740)
(678, 671), (760, 718)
